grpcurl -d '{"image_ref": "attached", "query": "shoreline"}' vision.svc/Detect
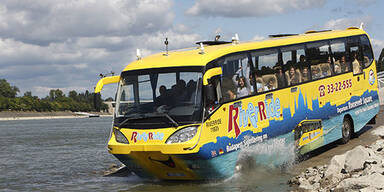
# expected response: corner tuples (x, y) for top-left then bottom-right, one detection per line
(0, 111), (112, 121)
(289, 126), (384, 191)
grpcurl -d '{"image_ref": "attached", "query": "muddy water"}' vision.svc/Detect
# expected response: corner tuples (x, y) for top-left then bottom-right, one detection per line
(1, 112), (381, 192)
(0, 117), (293, 192)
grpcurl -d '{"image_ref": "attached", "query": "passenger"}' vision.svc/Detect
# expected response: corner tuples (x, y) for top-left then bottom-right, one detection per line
(352, 52), (362, 74)
(334, 57), (342, 74)
(252, 73), (263, 93)
(170, 80), (188, 103)
(312, 66), (321, 79)
(297, 55), (307, 68)
(155, 85), (169, 106)
(321, 60), (331, 77)
(288, 66), (300, 85)
(226, 89), (236, 100)
(334, 63), (341, 74)
(339, 56), (349, 72)
(301, 67), (310, 82)
(232, 68), (250, 98)
(264, 78), (276, 91)
(248, 73), (255, 94)
(221, 78), (237, 101)
(274, 66), (285, 88)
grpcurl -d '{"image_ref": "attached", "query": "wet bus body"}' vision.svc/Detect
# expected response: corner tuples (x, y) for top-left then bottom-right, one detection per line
(95, 27), (379, 180)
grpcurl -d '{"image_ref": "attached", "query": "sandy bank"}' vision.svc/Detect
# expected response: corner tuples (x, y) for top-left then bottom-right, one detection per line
(0, 111), (112, 121)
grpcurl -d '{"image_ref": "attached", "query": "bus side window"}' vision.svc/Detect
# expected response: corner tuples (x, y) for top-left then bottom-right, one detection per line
(218, 52), (252, 102)
(306, 41), (332, 80)
(281, 45), (308, 85)
(360, 35), (374, 68)
(330, 38), (348, 74)
(251, 49), (279, 91)
(347, 36), (363, 75)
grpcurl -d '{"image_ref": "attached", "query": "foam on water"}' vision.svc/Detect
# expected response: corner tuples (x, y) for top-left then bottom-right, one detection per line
(236, 137), (296, 171)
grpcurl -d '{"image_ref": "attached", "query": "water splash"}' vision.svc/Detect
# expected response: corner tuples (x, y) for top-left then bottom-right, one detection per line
(236, 137), (297, 172)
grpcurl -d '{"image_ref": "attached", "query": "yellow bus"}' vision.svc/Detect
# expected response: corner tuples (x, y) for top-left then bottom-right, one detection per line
(95, 26), (379, 180)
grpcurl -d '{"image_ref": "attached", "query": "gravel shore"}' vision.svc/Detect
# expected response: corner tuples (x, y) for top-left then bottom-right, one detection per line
(289, 126), (384, 191)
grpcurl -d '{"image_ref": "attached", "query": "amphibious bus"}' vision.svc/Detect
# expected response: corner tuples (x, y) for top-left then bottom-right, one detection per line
(95, 26), (379, 180)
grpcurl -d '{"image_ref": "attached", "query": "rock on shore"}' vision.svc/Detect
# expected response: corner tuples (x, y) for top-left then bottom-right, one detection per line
(289, 127), (384, 191)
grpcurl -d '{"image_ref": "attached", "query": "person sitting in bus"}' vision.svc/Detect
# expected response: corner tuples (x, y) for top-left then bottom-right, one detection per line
(232, 68), (250, 97)
(312, 66), (321, 79)
(274, 66), (285, 88)
(301, 67), (310, 82)
(297, 55), (307, 68)
(250, 72), (263, 93)
(334, 63), (341, 74)
(352, 52), (362, 74)
(336, 55), (349, 72)
(334, 57), (342, 74)
(221, 78), (237, 102)
(170, 80), (188, 104)
(155, 85), (170, 106)
(288, 66), (300, 85)
(264, 78), (276, 91)
(321, 62), (331, 77)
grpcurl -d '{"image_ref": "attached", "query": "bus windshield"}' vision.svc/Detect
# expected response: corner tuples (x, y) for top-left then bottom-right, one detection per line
(115, 70), (203, 128)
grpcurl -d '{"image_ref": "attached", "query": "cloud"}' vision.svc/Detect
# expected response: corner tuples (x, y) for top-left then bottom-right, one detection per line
(0, 0), (175, 44)
(252, 35), (267, 41)
(186, 0), (326, 17)
(0, 0), (201, 98)
(323, 17), (372, 30)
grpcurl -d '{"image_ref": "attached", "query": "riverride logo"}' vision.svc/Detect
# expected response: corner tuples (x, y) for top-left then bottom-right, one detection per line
(131, 131), (164, 143)
(228, 97), (281, 138)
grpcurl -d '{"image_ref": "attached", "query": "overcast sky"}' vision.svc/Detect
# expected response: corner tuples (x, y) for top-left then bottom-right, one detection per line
(0, 0), (383, 98)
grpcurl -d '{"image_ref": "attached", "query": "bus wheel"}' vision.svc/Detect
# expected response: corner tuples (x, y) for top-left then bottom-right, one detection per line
(341, 117), (352, 144)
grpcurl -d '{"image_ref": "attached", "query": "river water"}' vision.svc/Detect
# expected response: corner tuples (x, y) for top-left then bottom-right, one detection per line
(0, 117), (293, 192)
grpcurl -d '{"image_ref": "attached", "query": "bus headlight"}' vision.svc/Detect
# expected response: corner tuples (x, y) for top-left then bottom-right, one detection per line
(113, 128), (129, 144)
(166, 126), (198, 144)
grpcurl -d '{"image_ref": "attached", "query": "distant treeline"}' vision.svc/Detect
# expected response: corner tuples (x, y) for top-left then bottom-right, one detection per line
(0, 79), (109, 112)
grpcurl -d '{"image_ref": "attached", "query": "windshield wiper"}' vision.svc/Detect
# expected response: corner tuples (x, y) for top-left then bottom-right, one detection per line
(156, 112), (179, 128)
(118, 114), (145, 128)
(117, 113), (179, 128)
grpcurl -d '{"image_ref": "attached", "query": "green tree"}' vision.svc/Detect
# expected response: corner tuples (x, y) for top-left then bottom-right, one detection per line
(49, 89), (65, 101)
(0, 79), (19, 98)
(68, 90), (78, 101)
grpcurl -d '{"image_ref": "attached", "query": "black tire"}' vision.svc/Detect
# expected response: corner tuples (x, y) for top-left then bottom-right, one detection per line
(341, 117), (352, 144)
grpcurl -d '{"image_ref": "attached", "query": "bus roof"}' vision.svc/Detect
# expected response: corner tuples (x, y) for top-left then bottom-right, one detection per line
(123, 28), (367, 72)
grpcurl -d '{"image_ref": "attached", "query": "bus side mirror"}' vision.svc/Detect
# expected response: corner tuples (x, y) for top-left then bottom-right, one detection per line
(95, 75), (120, 93)
(203, 67), (222, 86)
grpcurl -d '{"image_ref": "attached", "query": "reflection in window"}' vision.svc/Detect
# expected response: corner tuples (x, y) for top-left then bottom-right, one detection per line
(251, 49), (279, 91)
(331, 39), (348, 74)
(360, 35), (374, 67)
(281, 45), (307, 85)
(307, 41), (332, 79)
(219, 53), (252, 101)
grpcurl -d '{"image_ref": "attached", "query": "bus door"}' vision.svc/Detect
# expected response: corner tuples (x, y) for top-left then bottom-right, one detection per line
(347, 36), (365, 93)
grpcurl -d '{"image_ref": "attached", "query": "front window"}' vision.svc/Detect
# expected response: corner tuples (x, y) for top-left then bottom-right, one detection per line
(115, 69), (203, 128)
